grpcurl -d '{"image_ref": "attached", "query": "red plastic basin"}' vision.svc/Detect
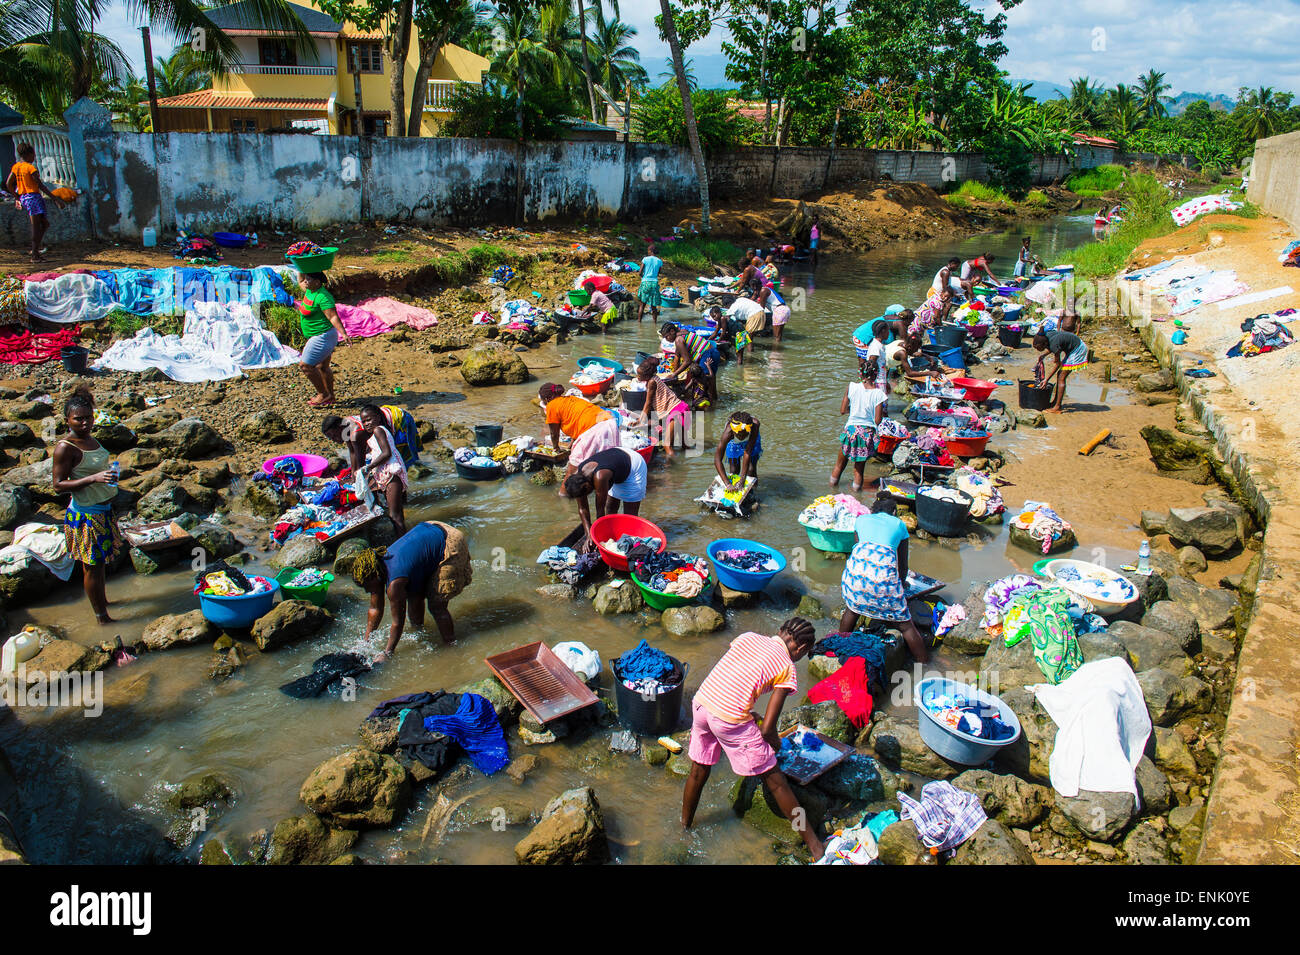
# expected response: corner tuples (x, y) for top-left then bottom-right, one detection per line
(946, 433), (990, 457)
(950, 377), (997, 403)
(590, 513), (666, 572)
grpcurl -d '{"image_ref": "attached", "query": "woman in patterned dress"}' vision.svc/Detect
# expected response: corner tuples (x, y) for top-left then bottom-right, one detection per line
(839, 493), (929, 662)
(51, 392), (121, 624)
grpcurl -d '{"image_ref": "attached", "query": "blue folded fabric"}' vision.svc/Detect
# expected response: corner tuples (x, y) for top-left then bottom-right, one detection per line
(423, 693), (510, 775)
(617, 639), (674, 682)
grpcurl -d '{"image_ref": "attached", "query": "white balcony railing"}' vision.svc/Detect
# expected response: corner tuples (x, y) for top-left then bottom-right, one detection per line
(425, 80), (460, 110)
(1, 125), (76, 187)
(234, 64), (337, 76)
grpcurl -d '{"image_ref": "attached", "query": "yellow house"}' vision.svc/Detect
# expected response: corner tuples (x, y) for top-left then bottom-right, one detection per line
(154, 0), (489, 135)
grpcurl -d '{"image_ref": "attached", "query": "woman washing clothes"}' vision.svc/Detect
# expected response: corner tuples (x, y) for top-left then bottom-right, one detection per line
(321, 406), (421, 471)
(51, 393), (121, 624)
(560, 446), (649, 548)
(294, 272), (350, 407)
(539, 383), (619, 477)
(901, 333), (954, 384)
(756, 285), (790, 344)
(580, 284), (618, 329)
(1032, 328), (1089, 414)
(357, 403), (409, 536)
(714, 411), (761, 485)
(352, 520), (471, 663)
(830, 357), (887, 491)
(725, 296), (766, 361)
(661, 323), (721, 405)
(628, 356), (690, 453)
(839, 494), (929, 662)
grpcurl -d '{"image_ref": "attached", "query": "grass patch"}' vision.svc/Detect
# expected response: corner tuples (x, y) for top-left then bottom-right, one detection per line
(373, 246), (416, 263)
(103, 308), (182, 338)
(1064, 163), (1127, 197)
(946, 194), (970, 210)
(1024, 189), (1051, 208)
(1053, 171), (1176, 279)
(264, 304), (307, 348)
(951, 180), (1012, 203)
(1196, 221), (1249, 243)
(656, 237), (744, 273)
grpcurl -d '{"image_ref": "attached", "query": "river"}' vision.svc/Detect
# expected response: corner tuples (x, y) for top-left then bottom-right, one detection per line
(3, 212), (1104, 864)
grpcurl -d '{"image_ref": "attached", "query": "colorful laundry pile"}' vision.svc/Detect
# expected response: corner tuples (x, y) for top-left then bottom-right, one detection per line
(616, 639), (681, 696)
(488, 265), (515, 285)
(602, 534), (660, 555)
(620, 430), (651, 452)
(798, 494), (868, 532)
(979, 573), (1041, 633)
(897, 781), (987, 857)
(1280, 241), (1300, 268)
(712, 548), (780, 573)
(1166, 269), (1249, 315)
(695, 474), (756, 517)
(1169, 193), (1243, 227)
(812, 631), (888, 692)
(271, 501), (372, 545)
(1012, 500), (1072, 554)
(539, 546), (602, 586)
(1003, 584), (1083, 684)
(631, 550), (709, 597)
(955, 469), (1004, 517)
(174, 232), (223, 264)
(1227, 315), (1294, 358)
(570, 366), (614, 388)
(919, 485), (967, 505)
(498, 299), (542, 326)
(0, 324), (80, 365)
(922, 691), (1017, 741)
(286, 567), (329, 588)
(195, 569), (270, 597)
(285, 240), (324, 259)
(422, 693), (511, 775)
(453, 447), (498, 469)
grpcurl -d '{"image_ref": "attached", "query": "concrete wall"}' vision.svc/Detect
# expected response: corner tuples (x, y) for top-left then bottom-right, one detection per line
(59, 98), (1165, 241)
(1248, 129), (1300, 234)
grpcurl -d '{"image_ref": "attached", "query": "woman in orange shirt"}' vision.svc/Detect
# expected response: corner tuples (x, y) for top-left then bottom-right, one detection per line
(538, 383), (619, 478)
(4, 142), (65, 263)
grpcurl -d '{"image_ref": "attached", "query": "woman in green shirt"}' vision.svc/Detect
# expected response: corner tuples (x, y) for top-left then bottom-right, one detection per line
(296, 272), (350, 407)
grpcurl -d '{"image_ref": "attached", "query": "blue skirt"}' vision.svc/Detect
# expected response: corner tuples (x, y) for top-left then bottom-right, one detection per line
(841, 541), (908, 621)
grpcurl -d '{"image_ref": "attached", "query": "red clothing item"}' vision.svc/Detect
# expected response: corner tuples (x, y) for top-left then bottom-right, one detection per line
(0, 325), (79, 364)
(807, 655), (873, 727)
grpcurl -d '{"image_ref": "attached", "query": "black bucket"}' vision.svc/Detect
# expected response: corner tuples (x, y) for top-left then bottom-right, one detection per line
(60, 346), (89, 374)
(932, 324), (969, 349)
(473, 424), (503, 447)
(611, 656), (688, 736)
(1018, 379), (1055, 410)
(622, 388), (647, 413)
(997, 325), (1024, 348)
(915, 488), (973, 537)
(687, 287), (701, 304)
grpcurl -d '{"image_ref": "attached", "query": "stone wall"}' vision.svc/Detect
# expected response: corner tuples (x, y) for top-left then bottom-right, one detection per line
(1247, 129), (1300, 233)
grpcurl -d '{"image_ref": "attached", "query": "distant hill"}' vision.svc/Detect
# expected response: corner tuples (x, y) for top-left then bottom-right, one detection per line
(1166, 91), (1236, 115)
(1013, 79), (1069, 103)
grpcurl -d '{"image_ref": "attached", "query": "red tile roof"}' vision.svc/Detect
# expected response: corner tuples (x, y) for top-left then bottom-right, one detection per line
(155, 91), (329, 110)
(1073, 133), (1118, 148)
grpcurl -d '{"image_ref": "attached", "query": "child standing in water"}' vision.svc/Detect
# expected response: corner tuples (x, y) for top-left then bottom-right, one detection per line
(830, 357), (887, 491)
(715, 411), (761, 485)
(5, 142), (66, 262)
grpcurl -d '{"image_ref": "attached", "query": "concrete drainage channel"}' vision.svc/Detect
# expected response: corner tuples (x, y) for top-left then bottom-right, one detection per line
(1131, 313), (1300, 864)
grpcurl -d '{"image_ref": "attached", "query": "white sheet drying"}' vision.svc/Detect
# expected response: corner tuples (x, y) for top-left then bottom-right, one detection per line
(93, 301), (299, 382)
(24, 273), (117, 324)
(1028, 656), (1152, 806)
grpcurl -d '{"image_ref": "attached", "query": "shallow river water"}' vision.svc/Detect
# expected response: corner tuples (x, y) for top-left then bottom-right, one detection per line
(7, 213), (1113, 864)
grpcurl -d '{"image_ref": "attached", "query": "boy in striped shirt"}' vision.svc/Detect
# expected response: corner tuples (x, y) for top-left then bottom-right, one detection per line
(682, 618), (824, 860)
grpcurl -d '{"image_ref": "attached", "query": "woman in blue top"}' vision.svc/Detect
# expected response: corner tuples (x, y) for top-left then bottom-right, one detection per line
(637, 242), (664, 322)
(839, 494), (929, 661)
(714, 411), (761, 483)
(352, 521), (469, 662)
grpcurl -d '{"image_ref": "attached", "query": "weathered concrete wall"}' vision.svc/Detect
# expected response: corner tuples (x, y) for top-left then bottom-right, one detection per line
(369, 136), (516, 225)
(0, 196), (89, 245)
(1248, 129), (1300, 233)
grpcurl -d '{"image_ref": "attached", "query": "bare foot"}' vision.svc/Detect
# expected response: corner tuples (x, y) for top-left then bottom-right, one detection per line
(851, 482), (863, 492)
(828, 476), (839, 487)
(1046, 407), (1064, 414)
(96, 613), (115, 624)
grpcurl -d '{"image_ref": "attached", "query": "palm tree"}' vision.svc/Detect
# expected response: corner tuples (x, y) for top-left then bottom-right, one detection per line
(488, 6), (556, 137)
(589, 8), (645, 99)
(1236, 86), (1282, 140)
(657, 0), (709, 228)
(1064, 75), (1105, 129)
(153, 45), (210, 99)
(1137, 69), (1171, 119)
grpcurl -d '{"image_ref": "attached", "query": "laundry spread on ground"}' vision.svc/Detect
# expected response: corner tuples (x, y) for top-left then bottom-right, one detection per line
(0, 324), (80, 365)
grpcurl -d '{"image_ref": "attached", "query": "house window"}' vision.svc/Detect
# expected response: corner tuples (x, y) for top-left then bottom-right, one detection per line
(231, 117), (258, 133)
(361, 115), (388, 136)
(258, 39), (297, 66)
(347, 42), (383, 73)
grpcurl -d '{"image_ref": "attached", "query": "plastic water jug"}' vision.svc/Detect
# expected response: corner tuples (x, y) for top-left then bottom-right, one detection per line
(142, 226), (157, 248)
(2, 631), (40, 673)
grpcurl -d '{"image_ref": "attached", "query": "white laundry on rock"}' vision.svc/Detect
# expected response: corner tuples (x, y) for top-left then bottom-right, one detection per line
(1028, 656), (1152, 806)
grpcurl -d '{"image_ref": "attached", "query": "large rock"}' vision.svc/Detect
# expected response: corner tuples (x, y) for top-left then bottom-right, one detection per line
(92, 422), (137, 453)
(728, 775), (826, 846)
(299, 748), (411, 829)
(1139, 601), (1201, 654)
(460, 343), (529, 386)
(226, 481), (295, 520)
(1056, 790), (1137, 842)
(1135, 756), (1173, 816)
(1153, 726), (1198, 778)
(591, 582), (643, 615)
(332, 538), (370, 577)
(22, 637), (110, 678)
(868, 714), (959, 779)
(814, 754), (884, 802)
(876, 818), (933, 865)
(136, 479), (188, 521)
(141, 610), (220, 651)
(661, 605), (725, 635)
(1123, 822), (1174, 864)
(122, 406), (180, 435)
(0, 421), (35, 447)
(1139, 425), (1212, 484)
(1106, 620), (1193, 675)
(271, 534), (330, 571)
(992, 688), (1055, 784)
(1, 459), (54, 496)
(0, 556), (58, 607)
(1166, 506), (1241, 557)
(1164, 576), (1237, 632)
(1136, 370), (1174, 393)
(1136, 667), (1212, 726)
(192, 523), (242, 560)
(952, 769), (1051, 828)
(0, 484), (32, 529)
(250, 599), (333, 650)
(118, 447), (163, 471)
(779, 701), (856, 745)
(937, 585), (992, 655)
(237, 411), (293, 444)
(267, 814), (359, 865)
(950, 819), (1035, 865)
(159, 418), (223, 459)
(979, 627), (1043, 690)
(514, 786), (608, 864)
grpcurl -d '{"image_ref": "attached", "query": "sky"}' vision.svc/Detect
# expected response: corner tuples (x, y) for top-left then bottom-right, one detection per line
(98, 0), (1300, 100)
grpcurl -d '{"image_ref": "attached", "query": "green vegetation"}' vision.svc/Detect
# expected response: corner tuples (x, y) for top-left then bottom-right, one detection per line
(1196, 221), (1248, 243)
(103, 309), (181, 338)
(1063, 164), (1127, 197)
(655, 237), (743, 272)
(264, 305), (306, 349)
(949, 181), (1012, 204)
(633, 84), (758, 152)
(373, 246), (416, 264)
(1024, 189), (1051, 208)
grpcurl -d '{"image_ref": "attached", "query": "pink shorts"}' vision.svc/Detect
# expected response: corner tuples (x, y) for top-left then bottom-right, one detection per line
(771, 305), (791, 326)
(569, 416), (618, 461)
(687, 700), (777, 776)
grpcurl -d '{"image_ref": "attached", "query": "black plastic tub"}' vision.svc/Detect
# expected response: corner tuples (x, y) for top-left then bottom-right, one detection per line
(915, 488), (973, 537)
(61, 346), (89, 374)
(1018, 379), (1055, 410)
(997, 326), (1024, 348)
(931, 324), (969, 349)
(473, 424), (503, 447)
(611, 656), (688, 736)
(455, 460), (503, 481)
(622, 388), (647, 413)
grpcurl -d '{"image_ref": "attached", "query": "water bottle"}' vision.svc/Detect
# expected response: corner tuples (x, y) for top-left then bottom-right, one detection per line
(250, 232), (259, 248)
(106, 461), (120, 488)
(1137, 539), (1150, 576)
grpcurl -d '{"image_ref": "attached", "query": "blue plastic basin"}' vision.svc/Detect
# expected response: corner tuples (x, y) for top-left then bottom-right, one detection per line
(577, 356), (624, 374)
(914, 676), (1021, 766)
(707, 538), (786, 593)
(196, 578), (279, 628)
